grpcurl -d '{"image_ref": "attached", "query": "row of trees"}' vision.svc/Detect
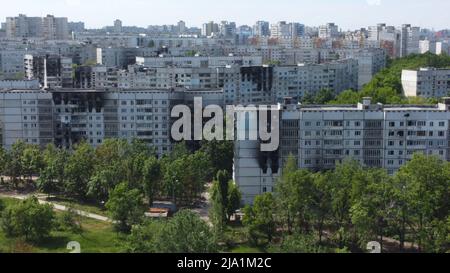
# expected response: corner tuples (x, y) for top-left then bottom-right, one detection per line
(243, 154), (449, 253)
(0, 139), (234, 208)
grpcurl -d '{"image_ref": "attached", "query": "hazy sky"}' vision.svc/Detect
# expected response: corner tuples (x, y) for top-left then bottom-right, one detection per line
(0, 0), (448, 30)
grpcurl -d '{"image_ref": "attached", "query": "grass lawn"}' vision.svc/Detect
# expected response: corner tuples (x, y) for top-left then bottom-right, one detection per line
(229, 244), (265, 253)
(0, 197), (126, 253)
(44, 196), (107, 217)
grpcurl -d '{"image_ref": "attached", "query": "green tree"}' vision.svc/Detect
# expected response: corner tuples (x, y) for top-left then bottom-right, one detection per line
(243, 193), (276, 244)
(64, 142), (95, 199)
(1, 197), (55, 242)
(328, 160), (361, 248)
(20, 144), (43, 183)
(106, 182), (145, 233)
(87, 169), (117, 203)
(37, 144), (68, 195)
(314, 88), (336, 104)
(0, 146), (7, 176)
(57, 207), (83, 234)
(311, 172), (332, 244)
(88, 139), (129, 202)
(393, 154), (450, 252)
(200, 140), (234, 179)
(227, 181), (242, 221)
(330, 89), (362, 104)
(279, 169), (315, 234)
(275, 155), (298, 233)
(142, 156), (162, 205)
(350, 168), (393, 250)
(269, 233), (325, 253)
(126, 219), (165, 253)
(156, 210), (217, 253)
(4, 141), (27, 188)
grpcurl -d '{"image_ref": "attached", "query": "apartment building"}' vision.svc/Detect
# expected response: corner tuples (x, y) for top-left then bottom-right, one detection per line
(29, 54), (74, 89)
(0, 79), (40, 89)
(222, 59), (359, 105)
(135, 55), (263, 68)
(6, 14), (69, 40)
(202, 21), (219, 37)
(117, 65), (239, 90)
(234, 97), (450, 204)
(402, 68), (450, 98)
(367, 24), (401, 58)
(253, 21), (270, 37)
(319, 23), (339, 39)
(0, 49), (29, 79)
(335, 48), (386, 89)
(400, 24), (420, 57)
(0, 88), (224, 156)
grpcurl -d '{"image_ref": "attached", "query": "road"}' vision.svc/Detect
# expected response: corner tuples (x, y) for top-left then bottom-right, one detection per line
(0, 192), (111, 222)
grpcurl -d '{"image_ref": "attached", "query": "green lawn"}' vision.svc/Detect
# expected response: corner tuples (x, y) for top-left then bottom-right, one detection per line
(44, 196), (107, 217)
(229, 244), (265, 253)
(0, 197), (126, 253)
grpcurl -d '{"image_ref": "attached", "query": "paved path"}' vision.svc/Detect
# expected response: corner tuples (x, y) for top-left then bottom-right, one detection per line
(0, 192), (111, 222)
(191, 184), (212, 226)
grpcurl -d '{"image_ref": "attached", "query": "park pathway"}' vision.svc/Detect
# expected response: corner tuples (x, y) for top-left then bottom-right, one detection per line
(0, 192), (111, 222)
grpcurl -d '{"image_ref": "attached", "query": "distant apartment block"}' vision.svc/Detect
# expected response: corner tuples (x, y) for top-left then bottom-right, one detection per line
(6, 14), (69, 40)
(318, 23), (339, 39)
(402, 68), (450, 98)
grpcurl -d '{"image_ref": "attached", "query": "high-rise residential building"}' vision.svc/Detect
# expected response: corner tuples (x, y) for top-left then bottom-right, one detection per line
(234, 98), (450, 204)
(270, 21), (291, 39)
(319, 23), (339, 39)
(202, 21), (219, 37)
(42, 15), (69, 40)
(400, 24), (420, 57)
(177, 21), (186, 34)
(290, 22), (305, 39)
(253, 21), (270, 37)
(224, 59), (359, 105)
(114, 19), (123, 33)
(367, 24), (401, 58)
(219, 21), (236, 38)
(0, 89), (223, 155)
(5, 14), (69, 40)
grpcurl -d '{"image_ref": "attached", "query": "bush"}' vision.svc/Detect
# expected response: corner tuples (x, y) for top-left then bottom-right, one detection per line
(0, 197), (55, 242)
(57, 207), (83, 234)
(269, 234), (326, 253)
